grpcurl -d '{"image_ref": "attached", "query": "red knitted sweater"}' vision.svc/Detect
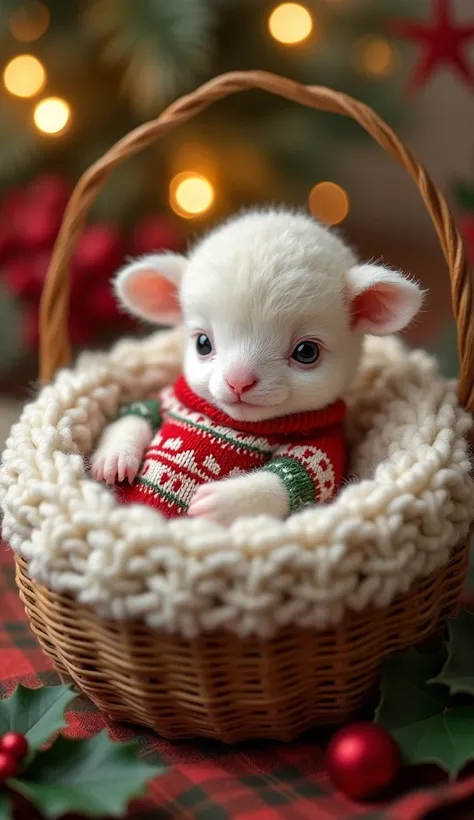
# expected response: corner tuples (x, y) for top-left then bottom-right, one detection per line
(117, 376), (346, 519)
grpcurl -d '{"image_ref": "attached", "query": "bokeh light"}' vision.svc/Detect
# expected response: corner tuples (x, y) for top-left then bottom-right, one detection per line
(354, 36), (397, 78)
(9, 2), (50, 42)
(3, 54), (46, 98)
(170, 172), (215, 218)
(33, 97), (71, 135)
(309, 182), (349, 226)
(268, 3), (314, 45)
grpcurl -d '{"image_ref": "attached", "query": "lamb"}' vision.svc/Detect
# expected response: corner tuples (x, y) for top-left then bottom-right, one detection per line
(91, 208), (423, 525)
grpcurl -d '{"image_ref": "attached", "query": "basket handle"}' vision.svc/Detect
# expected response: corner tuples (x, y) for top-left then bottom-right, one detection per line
(39, 70), (474, 413)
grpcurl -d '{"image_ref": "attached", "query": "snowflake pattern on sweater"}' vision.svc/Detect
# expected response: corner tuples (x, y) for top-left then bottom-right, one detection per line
(117, 376), (346, 519)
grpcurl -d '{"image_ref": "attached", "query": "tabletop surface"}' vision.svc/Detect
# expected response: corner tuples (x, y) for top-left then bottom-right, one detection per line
(2, 544), (474, 820)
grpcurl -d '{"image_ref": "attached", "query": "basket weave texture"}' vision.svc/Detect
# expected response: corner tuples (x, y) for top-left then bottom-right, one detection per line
(15, 543), (469, 742)
(2, 71), (474, 741)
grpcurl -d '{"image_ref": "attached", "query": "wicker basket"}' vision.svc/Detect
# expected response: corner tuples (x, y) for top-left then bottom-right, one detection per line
(9, 70), (474, 743)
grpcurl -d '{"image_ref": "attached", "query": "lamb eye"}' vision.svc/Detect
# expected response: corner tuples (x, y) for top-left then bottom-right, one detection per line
(291, 341), (320, 365)
(196, 334), (212, 356)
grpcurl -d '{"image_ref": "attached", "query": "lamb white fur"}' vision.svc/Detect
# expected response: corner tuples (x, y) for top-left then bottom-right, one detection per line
(91, 209), (423, 525)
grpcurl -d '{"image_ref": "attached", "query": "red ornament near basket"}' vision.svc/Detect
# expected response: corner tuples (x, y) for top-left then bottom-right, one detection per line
(326, 723), (400, 801)
(0, 732), (29, 761)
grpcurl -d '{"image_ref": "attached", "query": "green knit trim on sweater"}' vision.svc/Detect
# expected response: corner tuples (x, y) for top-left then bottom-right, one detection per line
(168, 411), (270, 456)
(117, 399), (161, 433)
(262, 457), (316, 514)
(135, 476), (187, 510)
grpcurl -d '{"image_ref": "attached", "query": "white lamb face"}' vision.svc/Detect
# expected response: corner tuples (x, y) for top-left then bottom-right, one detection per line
(179, 213), (363, 422)
(114, 209), (424, 422)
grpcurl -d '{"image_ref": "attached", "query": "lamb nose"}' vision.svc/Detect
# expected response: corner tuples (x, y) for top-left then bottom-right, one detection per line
(226, 374), (259, 394)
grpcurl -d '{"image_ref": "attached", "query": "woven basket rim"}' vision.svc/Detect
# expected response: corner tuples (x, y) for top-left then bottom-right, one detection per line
(1, 329), (472, 639)
(37, 71), (474, 417)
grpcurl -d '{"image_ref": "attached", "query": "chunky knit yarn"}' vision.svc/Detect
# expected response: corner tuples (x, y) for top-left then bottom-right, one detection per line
(1, 331), (473, 636)
(117, 375), (346, 518)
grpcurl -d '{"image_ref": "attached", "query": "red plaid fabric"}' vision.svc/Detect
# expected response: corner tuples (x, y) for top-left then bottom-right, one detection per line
(2, 542), (474, 819)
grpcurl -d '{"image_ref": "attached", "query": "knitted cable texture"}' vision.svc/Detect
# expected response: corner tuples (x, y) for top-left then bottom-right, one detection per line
(1, 329), (473, 638)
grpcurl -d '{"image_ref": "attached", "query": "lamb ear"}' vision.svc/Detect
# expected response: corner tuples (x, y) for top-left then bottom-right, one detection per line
(346, 263), (425, 336)
(113, 253), (187, 325)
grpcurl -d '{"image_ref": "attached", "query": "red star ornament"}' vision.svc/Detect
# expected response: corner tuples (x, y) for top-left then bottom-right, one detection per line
(391, 0), (474, 93)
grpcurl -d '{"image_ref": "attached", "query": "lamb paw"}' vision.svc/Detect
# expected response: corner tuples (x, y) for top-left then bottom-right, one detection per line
(188, 473), (290, 524)
(188, 483), (236, 525)
(90, 450), (140, 484)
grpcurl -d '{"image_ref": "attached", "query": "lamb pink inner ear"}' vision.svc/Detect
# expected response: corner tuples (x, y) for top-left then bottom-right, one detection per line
(125, 271), (179, 320)
(350, 283), (404, 332)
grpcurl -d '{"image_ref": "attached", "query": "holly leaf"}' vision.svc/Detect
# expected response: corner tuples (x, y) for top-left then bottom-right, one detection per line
(0, 792), (12, 820)
(0, 684), (77, 751)
(11, 732), (165, 818)
(374, 647), (447, 732)
(375, 647), (474, 778)
(430, 610), (474, 696)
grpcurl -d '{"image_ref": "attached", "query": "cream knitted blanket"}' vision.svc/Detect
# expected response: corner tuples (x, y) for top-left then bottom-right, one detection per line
(1, 330), (473, 637)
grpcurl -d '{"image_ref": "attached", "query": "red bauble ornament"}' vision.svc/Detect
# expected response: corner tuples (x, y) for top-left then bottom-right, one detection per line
(73, 224), (124, 279)
(130, 215), (182, 256)
(0, 751), (18, 782)
(326, 723), (400, 801)
(0, 732), (28, 761)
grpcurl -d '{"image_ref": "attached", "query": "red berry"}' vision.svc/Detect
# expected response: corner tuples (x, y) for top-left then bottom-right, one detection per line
(0, 751), (18, 782)
(326, 722), (400, 801)
(0, 732), (28, 761)
(131, 215), (182, 256)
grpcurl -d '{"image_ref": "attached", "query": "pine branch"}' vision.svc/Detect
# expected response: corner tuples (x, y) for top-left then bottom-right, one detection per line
(84, 0), (215, 113)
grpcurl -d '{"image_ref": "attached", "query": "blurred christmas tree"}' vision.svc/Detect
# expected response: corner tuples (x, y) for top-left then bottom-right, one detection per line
(0, 0), (415, 378)
(0, 0), (414, 223)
